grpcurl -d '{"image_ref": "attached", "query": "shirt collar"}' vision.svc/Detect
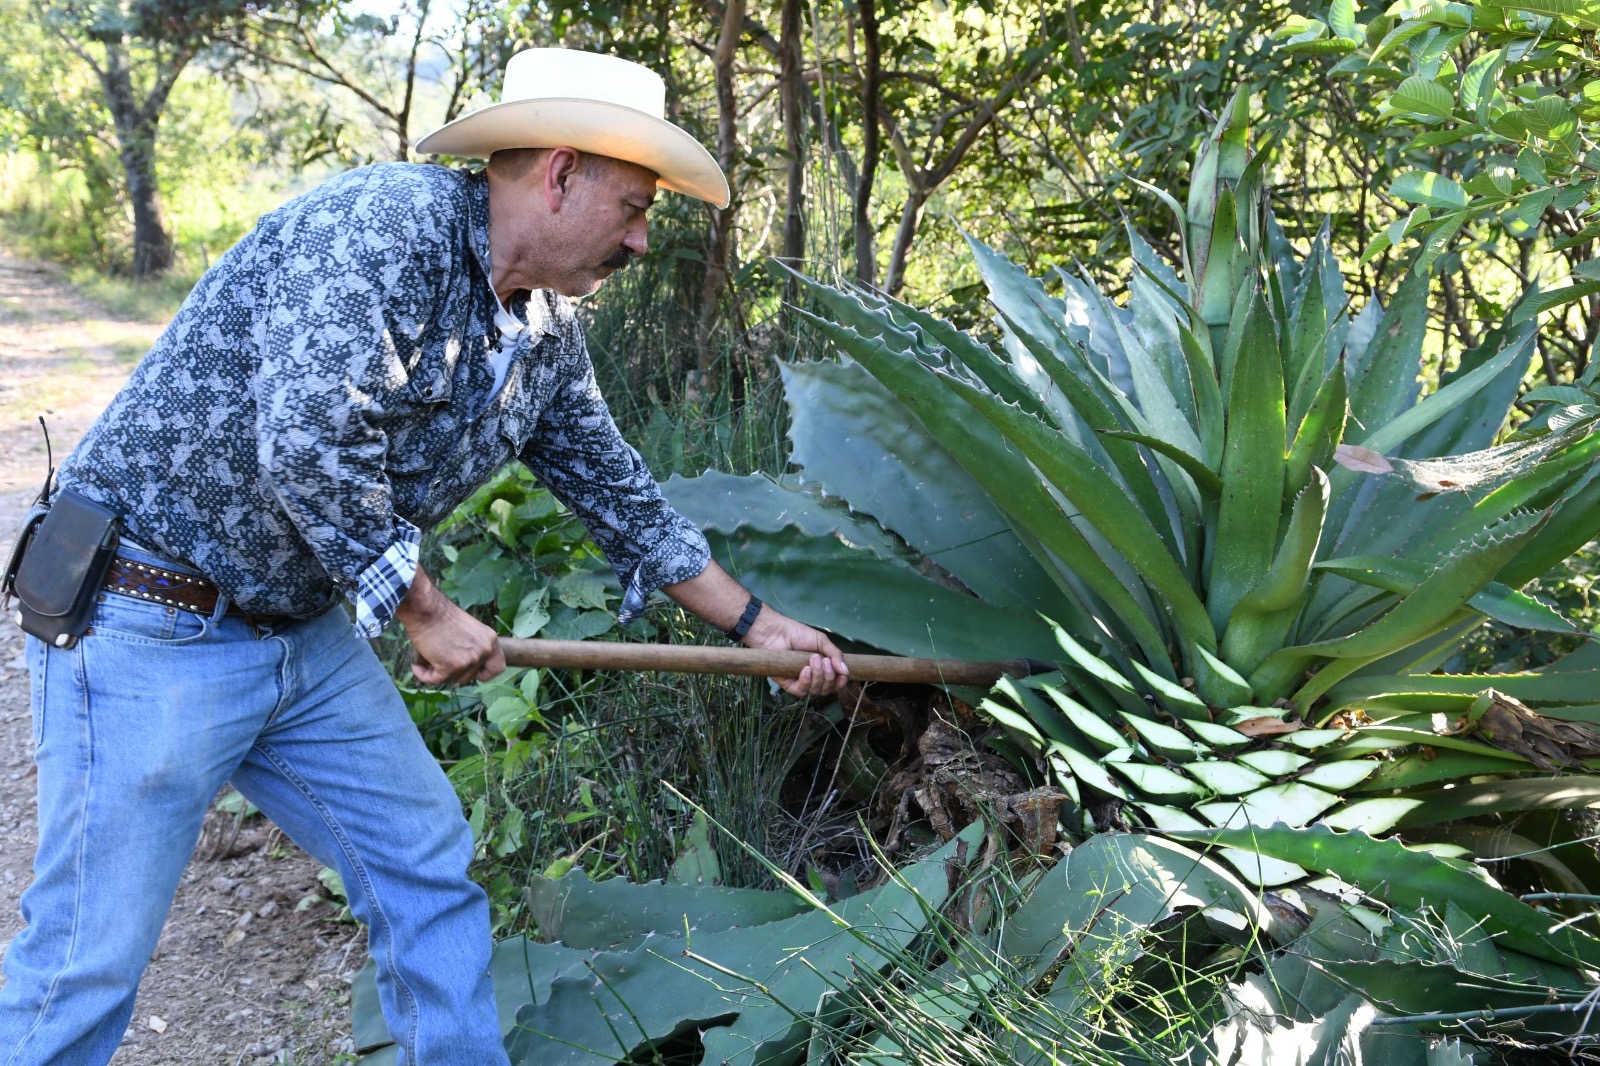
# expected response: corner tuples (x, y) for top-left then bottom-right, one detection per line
(465, 168), (492, 280)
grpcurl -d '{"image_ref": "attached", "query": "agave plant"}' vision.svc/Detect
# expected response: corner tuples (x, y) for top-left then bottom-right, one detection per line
(657, 91), (1600, 1053)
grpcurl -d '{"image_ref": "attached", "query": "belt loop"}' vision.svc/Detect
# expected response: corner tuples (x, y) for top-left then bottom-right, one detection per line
(209, 595), (230, 625)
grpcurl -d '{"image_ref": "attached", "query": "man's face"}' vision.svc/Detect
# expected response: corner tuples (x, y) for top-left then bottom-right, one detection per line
(550, 157), (658, 298)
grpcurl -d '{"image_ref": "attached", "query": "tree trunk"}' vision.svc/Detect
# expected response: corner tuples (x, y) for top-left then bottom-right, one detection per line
(100, 37), (175, 277)
(884, 186), (929, 297)
(853, 0), (882, 287)
(778, 0), (804, 293)
(695, 0), (745, 383)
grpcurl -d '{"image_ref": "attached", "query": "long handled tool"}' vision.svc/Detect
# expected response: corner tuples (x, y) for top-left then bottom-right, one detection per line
(500, 638), (1045, 687)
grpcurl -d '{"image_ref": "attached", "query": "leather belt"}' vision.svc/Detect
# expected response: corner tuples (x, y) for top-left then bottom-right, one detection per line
(102, 557), (291, 626)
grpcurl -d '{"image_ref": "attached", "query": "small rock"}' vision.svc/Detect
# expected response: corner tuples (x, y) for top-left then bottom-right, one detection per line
(232, 911), (254, 929)
(209, 875), (239, 892)
(256, 900), (279, 919)
(147, 1016), (167, 1034)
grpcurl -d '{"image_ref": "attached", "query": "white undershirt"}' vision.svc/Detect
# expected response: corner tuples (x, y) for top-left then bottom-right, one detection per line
(489, 294), (527, 397)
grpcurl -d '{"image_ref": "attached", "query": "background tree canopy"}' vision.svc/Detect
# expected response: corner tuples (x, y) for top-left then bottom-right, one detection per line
(9, 0), (1597, 401)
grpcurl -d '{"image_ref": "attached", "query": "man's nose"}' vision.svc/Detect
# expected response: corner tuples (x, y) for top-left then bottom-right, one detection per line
(624, 218), (648, 257)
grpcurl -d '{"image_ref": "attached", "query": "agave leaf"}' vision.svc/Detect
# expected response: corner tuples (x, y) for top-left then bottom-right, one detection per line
(1167, 824), (1600, 969)
(1393, 777), (1600, 827)
(1252, 512), (1545, 708)
(504, 825), (982, 1066)
(939, 372), (1215, 653)
(1187, 761), (1272, 795)
(786, 311), (1173, 666)
(524, 869), (811, 950)
(1285, 366), (1348, 501)
(1495, 468), (1600, 587)
(1051, 623), (1147, 714)
(1285, 254), (1333, 432)
(1324, 670), (1600, 717)
(1042, 685), (1131, 753)
(1120, 712), (1210, 760)
(1129, 659), (1213, 719)
(1351, 749), (1524, 792)
(1051, 740), (1131, 800)
(1319, 796), (1423, 833)
(1313, 958), (1591, 1036)
(1098, 429), (1223, 499)
(1209, 288), (1287, 633)
(1221, 469), (1330, 674)
(1238, 749), (1313, 775)
(1113, 760), (1210, 797)
(1114, 291), (1206, 470)
(1189, 718), (1254, 751)
(1314, 554), (1581, 636)
(664, 471), (1061, 664)
(779, 358), (1072, 619)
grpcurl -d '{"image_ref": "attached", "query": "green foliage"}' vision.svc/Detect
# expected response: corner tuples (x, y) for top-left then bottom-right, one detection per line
(352, 818), (1600, 1062)
(664, 97), (1600, 1054)
(1287, 0), (1600, 337)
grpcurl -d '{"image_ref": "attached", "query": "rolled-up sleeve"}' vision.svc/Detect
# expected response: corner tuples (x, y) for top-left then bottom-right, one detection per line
(254, 177), (442, 631)
(522, 351), (709, 623)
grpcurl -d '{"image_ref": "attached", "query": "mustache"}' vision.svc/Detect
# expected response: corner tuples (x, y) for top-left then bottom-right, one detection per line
(601, 247), (636, 270)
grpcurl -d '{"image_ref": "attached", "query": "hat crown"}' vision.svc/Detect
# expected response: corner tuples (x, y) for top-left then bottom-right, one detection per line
(501, 49), (666, 121)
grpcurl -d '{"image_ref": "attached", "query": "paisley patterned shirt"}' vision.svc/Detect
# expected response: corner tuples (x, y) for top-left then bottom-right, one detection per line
(57, 163), (710, 635)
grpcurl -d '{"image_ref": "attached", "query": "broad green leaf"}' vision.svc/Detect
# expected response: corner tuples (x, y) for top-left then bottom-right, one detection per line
(1461, 47), (1505, 113)
(1387, 75), (1456, 119)
(1511, 279), (1600, 323)
(1389, 169), (1468, 209)
(1329, 0), (1359, 38)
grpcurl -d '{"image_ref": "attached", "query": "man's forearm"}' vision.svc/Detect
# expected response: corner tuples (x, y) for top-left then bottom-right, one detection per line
(661, 559), (763, 638)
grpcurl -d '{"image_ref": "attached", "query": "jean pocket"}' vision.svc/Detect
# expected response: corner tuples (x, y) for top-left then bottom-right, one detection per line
(89, 592), (210, 646)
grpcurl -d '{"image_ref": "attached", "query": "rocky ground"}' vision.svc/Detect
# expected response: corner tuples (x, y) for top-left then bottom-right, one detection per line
(0, 251), (366, 1064)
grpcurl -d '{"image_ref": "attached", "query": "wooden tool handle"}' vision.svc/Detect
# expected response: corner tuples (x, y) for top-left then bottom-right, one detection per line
(499, 638), (1030, 686)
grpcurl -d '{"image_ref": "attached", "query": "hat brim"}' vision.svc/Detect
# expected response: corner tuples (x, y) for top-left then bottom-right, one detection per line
(415, 98), (730, 208)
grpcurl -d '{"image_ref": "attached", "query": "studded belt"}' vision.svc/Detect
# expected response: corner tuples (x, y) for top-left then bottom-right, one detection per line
(102, 557), (292, 626)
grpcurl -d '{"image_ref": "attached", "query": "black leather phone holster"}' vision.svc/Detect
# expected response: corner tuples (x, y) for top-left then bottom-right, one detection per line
(3, 489), (120, 650)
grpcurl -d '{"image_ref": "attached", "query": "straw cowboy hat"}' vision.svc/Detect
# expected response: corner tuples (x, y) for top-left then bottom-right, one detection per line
(416, 48), (730, 208)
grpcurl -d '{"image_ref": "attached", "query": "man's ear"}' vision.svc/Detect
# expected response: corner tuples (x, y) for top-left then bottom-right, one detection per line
(544, 146), (582, 211)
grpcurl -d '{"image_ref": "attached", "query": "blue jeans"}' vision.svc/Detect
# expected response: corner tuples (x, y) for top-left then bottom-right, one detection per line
(0, 542), (507, 1065)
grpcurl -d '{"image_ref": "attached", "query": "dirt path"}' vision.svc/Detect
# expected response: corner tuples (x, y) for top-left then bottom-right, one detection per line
(0, 251), (366, 1064)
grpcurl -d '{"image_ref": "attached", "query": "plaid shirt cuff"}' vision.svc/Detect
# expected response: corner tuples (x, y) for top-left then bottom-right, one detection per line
(349, 519), (421, 638)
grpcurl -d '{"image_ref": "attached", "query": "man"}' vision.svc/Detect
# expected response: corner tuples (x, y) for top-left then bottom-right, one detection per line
(0, 48), (847, 1065)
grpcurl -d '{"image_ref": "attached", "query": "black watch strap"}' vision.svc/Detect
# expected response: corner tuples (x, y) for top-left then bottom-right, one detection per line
(725, 594), (763, 642)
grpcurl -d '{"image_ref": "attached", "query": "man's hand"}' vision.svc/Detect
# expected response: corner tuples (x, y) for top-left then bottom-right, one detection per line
(664, 561), (849, 697)
(395, 565), (506, 686)
(740, 605), (849, 697)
